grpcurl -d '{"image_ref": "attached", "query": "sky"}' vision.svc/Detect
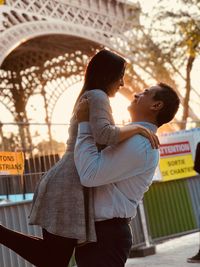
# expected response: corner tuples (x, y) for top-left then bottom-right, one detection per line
(51, 83), (131, 126)
(28, 83), (131, 142)
(0, 80), (131, 143)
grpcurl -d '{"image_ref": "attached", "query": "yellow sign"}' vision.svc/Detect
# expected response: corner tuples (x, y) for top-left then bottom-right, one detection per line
(0, 151), (24, 175)
(159, 141), (196, 181)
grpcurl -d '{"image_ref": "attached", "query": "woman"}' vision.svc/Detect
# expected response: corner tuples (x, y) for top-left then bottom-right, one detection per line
(0, 49), (159, 267)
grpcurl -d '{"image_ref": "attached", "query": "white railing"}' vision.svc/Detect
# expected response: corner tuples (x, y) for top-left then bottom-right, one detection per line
(0, 201), (41, 267)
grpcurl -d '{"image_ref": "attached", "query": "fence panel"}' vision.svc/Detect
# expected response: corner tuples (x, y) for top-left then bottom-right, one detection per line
(143, 175), (200, 242)
(0, 201), (41, 267)
(0, 201), (145, 267)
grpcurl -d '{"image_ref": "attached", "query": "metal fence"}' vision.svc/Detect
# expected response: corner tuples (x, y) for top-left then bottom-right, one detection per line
(144, 175), (200, 242)
(1, 175), (199, 267)
(0, 200), (145, 267)
(0, 122), (199, 266)
(0, 122), (146, 266)
(0, 201), (41, 267)
(0, 153), (60, 198)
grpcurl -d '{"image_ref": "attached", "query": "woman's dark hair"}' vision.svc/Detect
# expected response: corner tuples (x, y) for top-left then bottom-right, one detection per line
(75, 49), (126, 103)
(154, 82), (180, 127)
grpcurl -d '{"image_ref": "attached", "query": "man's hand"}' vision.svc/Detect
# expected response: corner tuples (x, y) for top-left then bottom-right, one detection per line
(75, 98), (89, 122)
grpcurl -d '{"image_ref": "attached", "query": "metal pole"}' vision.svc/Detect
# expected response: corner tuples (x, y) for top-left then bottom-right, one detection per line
(139, 200), (150, 247)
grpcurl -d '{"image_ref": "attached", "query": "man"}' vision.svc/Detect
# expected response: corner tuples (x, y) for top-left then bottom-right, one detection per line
(187, 142), (200, 263)
(74, 82), (180, 267)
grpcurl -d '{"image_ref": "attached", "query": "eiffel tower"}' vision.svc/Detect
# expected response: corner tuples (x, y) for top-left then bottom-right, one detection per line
(0, 0), (144, 151)
(0, 0), (195, 151)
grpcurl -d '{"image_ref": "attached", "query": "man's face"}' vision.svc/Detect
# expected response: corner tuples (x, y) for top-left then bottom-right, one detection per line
(128, 85), (161, 116)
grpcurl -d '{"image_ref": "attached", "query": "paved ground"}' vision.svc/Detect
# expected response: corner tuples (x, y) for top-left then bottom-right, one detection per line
(126, 232), (200, 267)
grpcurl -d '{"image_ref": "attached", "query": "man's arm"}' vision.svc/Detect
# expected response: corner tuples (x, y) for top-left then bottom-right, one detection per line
(74, 121), (148, 187)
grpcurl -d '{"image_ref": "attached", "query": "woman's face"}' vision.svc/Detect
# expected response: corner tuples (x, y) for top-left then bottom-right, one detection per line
(107, 74), (124, 97)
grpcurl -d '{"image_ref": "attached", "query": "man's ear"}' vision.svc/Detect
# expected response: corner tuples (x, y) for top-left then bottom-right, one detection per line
(151, 101), (164, 111)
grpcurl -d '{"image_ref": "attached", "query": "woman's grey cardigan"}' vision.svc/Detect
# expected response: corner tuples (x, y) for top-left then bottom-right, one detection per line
(29, 89), (120, 243)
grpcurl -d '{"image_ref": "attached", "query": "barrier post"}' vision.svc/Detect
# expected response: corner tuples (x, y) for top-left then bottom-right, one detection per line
(130, 200), (156, 257)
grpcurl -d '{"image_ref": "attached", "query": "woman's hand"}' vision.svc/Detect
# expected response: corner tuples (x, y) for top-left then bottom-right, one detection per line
(119, 124), (160, 149)
(132, 124), (160, 149)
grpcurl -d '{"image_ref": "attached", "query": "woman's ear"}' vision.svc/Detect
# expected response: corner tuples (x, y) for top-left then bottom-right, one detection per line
(151, 101), (164, 111)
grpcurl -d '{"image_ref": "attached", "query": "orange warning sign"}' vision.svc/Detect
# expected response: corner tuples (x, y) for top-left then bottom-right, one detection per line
(0, 151), (24, 175)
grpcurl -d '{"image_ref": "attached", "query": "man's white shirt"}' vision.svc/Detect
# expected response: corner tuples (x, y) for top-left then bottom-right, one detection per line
(74, 121), (159, 221)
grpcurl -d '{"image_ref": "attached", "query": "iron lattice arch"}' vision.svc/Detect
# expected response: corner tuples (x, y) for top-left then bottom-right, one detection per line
(0, 35), (104, 150)
(0, 0), (141, 151)
(0, 35), (101, 120)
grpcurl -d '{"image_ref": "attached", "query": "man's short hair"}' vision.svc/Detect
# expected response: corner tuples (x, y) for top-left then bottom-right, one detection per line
(154, 82), (180, 127)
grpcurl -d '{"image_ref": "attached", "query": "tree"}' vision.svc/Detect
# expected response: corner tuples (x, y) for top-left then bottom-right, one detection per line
(35, 139), (65, 156)
(148, 0), (200, 129)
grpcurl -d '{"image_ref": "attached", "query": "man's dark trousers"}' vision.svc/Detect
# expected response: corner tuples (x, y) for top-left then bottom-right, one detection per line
(75, 218), (133, 267)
